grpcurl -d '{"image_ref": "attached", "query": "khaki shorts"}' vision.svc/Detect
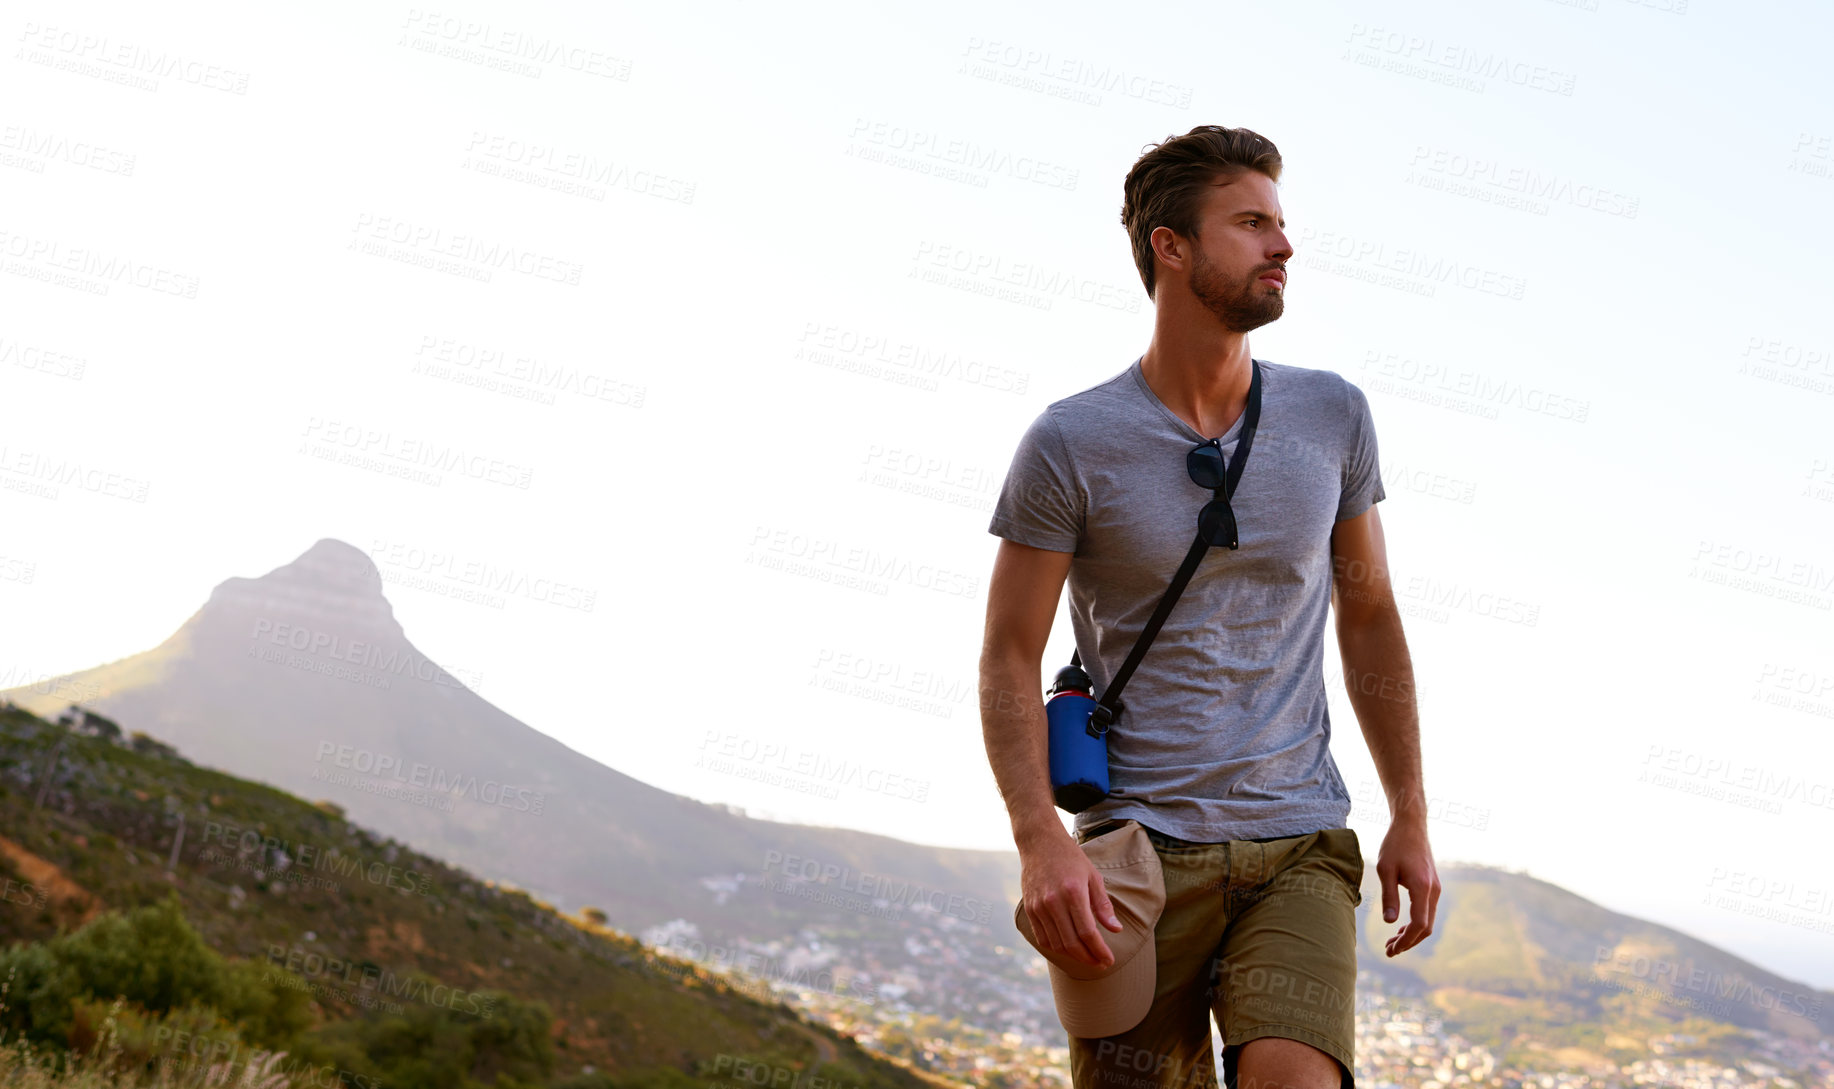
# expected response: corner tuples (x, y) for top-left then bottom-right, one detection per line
(1066, 822), (1364, 1089)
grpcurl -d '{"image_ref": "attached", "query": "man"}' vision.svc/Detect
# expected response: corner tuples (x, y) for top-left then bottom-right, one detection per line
(979, 125), (1439, 1089)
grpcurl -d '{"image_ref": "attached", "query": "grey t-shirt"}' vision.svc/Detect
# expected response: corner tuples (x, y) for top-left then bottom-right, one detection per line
(987, 355), (1385, 842)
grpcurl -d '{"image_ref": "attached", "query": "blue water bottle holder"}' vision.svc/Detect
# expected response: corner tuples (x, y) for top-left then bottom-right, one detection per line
(1045, 360), (1263, 814)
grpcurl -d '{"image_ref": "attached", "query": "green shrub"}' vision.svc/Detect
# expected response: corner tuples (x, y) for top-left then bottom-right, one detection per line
(50, 897), (220, 1015)
(316, 988), (554, 1089)
(217, 956), (314, 1046)
(0, 894), (309, 1056)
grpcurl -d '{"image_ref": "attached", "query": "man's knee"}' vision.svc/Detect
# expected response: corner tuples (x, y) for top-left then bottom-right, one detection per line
(1233, 1036), (1343, 1089)
(1076, 1039), (1216, 1089)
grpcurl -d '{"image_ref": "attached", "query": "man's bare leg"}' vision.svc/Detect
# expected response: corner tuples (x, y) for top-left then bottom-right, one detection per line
(1235, 1037), (1341, 1089)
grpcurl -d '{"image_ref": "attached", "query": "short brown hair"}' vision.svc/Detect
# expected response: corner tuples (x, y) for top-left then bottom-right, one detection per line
(1120, 126), (1283, 301)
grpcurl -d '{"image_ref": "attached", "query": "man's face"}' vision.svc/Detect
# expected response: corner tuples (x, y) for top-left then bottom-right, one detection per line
(1181, 172), (1292, 334)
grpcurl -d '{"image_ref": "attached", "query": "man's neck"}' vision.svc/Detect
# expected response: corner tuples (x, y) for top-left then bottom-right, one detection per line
(1139, 333), (1255, 439)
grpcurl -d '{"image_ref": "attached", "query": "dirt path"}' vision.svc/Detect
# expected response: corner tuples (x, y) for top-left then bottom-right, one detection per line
(790, 1019), (839, 1064)
(0, 834), (103, 925)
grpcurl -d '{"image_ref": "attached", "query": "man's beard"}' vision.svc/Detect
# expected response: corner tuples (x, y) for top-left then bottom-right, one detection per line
(1190, 247), (1283, 333)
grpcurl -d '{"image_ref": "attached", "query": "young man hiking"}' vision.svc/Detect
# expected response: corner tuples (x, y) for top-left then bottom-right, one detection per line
(979, 125), (1439, 1089)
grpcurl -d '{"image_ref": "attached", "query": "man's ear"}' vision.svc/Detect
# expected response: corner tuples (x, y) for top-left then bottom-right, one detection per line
(1152, 226), (1187, 277)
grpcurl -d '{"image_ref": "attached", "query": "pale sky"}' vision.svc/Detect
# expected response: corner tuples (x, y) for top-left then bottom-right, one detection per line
(3, 0), (1832, 990)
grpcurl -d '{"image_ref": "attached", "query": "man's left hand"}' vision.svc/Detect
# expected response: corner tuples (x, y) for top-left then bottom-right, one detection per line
(1376, 818), (1440, 956)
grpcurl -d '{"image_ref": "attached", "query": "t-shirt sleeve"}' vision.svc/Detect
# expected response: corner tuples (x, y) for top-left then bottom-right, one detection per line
(988, 409), (1085, 553)
(1338, 379), (1386, 522)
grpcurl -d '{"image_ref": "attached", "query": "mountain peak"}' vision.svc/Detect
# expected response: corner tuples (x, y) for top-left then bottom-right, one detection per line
(281, 538), (384, 587)
(193, 537), (403, 642)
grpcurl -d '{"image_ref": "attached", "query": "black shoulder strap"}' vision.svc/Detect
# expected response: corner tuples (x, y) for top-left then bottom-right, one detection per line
(1069, 359), (1262, 728)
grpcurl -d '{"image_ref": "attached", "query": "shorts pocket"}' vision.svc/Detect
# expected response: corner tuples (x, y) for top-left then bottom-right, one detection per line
(1076, 818), (1128, 844)
(1323, 828), (1364, 907)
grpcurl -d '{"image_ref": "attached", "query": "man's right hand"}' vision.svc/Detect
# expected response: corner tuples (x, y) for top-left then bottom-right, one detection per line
(1020, 832), (1124, 967)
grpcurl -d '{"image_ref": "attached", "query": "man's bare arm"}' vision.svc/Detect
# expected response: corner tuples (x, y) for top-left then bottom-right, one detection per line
(979, 541), (1068, 854)
(1329, 503), (1440, 956)
(980, 538), (1121, 966)
(1330, 505), (1424, 819)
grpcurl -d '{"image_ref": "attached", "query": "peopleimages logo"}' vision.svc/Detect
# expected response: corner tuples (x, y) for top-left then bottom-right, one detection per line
(266, 944), (497, 1019)
(1592, 947), (1822, 1022)
(313, 743), (546, 815)
(712, 1054), (864, 1089)
(152, 1028), (380, 1089)
(250, 618), (477, 691)
(762, 850), (992, 924)
(1, 877), (49, 909)
(198, 821), (432, 896)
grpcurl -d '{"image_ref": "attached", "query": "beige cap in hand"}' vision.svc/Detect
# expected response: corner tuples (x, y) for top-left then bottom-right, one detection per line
(1013, 820), (1166, 1038)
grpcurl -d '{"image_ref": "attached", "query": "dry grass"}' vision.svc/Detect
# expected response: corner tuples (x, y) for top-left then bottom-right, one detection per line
(0, 998), (296, 1089)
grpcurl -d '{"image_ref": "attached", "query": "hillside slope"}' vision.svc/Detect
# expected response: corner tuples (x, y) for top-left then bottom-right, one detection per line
(0, 538), (1021, 942)
(0, 703), (953, 1089)
(1354, 864), (1830, 1055)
